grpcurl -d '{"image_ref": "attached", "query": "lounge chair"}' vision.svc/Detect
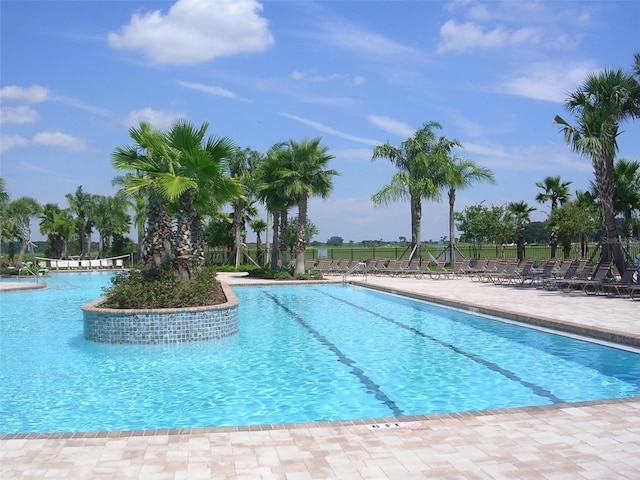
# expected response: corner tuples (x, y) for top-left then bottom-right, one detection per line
(599, 266), (637, 297)
(531, 259), (560, 288)
(560, 264), (611, 294)
(421, 260), (447, 280)
(498, 259), (535, 286)
(489, 261), (519, 285)
(541, 259), (580, 291)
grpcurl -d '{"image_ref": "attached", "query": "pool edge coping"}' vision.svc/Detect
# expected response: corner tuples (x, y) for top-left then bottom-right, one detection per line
(3, 396), (639, 440)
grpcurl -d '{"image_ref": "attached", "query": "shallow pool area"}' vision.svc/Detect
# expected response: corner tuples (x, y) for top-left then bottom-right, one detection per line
(1, 274), (640, 434)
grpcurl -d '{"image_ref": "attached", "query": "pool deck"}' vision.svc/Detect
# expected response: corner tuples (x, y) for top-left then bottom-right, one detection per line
(2, 272), (640, 479)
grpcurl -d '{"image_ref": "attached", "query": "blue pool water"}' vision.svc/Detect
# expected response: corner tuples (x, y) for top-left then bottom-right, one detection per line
(1, 273), (640, 434)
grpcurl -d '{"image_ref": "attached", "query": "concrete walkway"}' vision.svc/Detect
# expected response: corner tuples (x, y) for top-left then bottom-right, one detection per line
(2, 272), (640, 479)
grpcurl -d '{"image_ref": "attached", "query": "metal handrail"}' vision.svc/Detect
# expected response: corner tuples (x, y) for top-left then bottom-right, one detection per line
(342, 262), (368, 285)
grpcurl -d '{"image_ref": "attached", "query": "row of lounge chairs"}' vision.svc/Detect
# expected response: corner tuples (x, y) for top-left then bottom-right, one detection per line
(460, 257), (640, 299)
(49, 258), (124, 270)
(298, 256), (639, 299)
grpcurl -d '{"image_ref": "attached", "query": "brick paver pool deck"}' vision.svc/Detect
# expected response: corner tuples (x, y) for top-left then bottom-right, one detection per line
(2, 272), (639, 479)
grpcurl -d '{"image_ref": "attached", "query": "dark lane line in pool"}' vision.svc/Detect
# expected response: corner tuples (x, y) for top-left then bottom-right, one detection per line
(263, 292), (404, 417)
(317, 289), (563, 405)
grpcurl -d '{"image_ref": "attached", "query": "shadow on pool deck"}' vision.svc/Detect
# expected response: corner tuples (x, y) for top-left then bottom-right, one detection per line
(2, 272), (640, 479)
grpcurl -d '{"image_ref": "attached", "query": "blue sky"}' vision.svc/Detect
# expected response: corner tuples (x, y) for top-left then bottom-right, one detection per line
(1, 0), (639, 244)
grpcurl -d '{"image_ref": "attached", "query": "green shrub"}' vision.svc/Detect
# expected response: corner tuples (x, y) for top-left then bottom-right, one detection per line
(101, 266), (226, 309)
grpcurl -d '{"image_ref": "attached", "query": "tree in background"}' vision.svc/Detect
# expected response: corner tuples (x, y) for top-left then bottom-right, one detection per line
(444, 156), (494, 264)
(65, 186), (95, 259)
(372, 121), (460, 261)
(455, 203), (507, 257)
(7, 196), (42, 265)
(249, 218), (267, 265)
(554, 54), (640, 274)
(535, 175), (572, 258)
(92, 193), (131, 258)
(39, 203), (74, 259)
(612, 159), (640, 252)
(505, 201), (536, 261)
(256, 144), (294, 268)
(549, 200), (599, 259)
(228, 147), (264, 267)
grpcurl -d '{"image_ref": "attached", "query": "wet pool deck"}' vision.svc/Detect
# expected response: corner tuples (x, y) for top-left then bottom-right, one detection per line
(2, 272), (640, 479)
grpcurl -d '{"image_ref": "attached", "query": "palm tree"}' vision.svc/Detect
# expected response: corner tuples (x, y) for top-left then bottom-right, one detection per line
(554, 65), (639, 274)
(505, 201), (536, 261)
(112, 122), (177, 275)
(372, 121), (460, 261)
(92, 193), (131, 258)
(7, 196), (42, 265)
(256, 144), (295, 268)
(612, 159), (640, 250)
(535, 175), (572, 258)
(444, 156), (494, 264)
(277, 138), (338, 276)
(65, 186), (95, 259)
(250, 218), (267, 265)
(39, 203), (73, 259)
(112, 174), (147, 263)
(165, 120), (242, 280)
(227, 147), (263, 268)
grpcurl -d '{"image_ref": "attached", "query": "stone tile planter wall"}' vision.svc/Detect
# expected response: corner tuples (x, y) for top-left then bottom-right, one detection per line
(82, 282), (238, 344)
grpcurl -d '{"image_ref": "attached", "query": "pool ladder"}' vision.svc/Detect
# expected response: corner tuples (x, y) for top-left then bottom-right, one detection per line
(342, 262), (368, 285)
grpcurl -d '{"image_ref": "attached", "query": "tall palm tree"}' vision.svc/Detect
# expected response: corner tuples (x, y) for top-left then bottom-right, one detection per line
(372, 121), (460, 261)
(277, 138), (338, 276)
(554, 66), (639, 274)
(227, 147), (263, 268)
(505, 201), (536, 261)
(444, 156), (494, 264)
(65, 186), (95, 259)
(256, 144), (294, 268)
(612, 159), (640, 250)
(535, 175), (572, 258)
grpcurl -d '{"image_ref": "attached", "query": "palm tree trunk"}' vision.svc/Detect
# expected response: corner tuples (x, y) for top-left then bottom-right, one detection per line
(294, 194), (308, 276)
(270, 210), (280, 269)
(594, 155), (624, 273)
(448, 189), (455, 265)
(144, 197), (173, 275)
(279, 208), (289, 267)
(410, 195), (422, 261)
(233, 206), (243, 269)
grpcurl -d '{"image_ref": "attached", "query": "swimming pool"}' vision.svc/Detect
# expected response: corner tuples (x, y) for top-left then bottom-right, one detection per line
(1, 273), (639, 434)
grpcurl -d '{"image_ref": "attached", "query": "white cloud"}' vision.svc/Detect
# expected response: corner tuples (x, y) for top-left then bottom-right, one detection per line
(107, 0), (274, 65)
(462, 141), (592, 173)
(0, 135), (30, 153)
(319, 18), (426, 63)
(51, 96), (111, 117)
(0, 85), (48, 103)
(0, 106), (39, 125)
(291, 70), (365, 87)
(437, 20), (540, 54)
(280, 113), (380, 146)
(123, 107), (187, 130)
(367, 116), (415, 139)
(32, 131), (89, 152)
(177, 81), (250, 102)
(502, 61), (598, 103)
